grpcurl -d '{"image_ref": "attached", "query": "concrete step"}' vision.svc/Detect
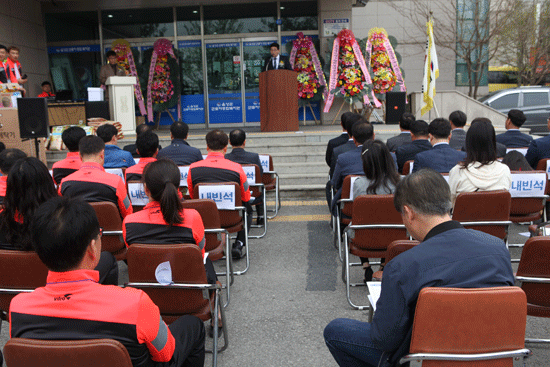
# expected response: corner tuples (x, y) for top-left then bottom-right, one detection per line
(278, 173), (327, 186)
(275, 162), (328, 174)
(277, 184), (325, 199)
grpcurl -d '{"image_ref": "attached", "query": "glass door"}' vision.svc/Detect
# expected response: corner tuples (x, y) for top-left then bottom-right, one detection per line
(205, 40), (243, 124)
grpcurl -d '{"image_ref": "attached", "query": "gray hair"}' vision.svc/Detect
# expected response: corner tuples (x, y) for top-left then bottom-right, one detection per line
(393, 169), (452, 216)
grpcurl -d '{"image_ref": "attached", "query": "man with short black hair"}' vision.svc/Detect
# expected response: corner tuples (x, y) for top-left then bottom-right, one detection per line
(395, 120), (432, 173)
(157, 121), (203, 165)
(496, 109), (533, 148)
(324, 168), (515, 367)
(10, 196), (205, 367)
(96, 123), (136, 168)
(525, 116), (550, 168)
(448, 110), (467, 150)
(99, 50), (126, 101)
(264, 42), (292, 71)
(386, 112), (415, 152)
(59, 135), (133, 218)
(326, 112), (355, 167)
(225, 129), (264, 224)
(0, 148), (27, 204)
(37, 81), (55, 98)
(125, 131), (159, 182)
(123, 123), (160, 158)
(188, 129), (251, 259)
(412, 118), (466, 173)
(330, 114), (363, 177)
(51, 126), (86, 185)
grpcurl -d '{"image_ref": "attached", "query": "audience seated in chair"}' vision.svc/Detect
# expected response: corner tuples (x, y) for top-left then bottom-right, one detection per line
(525, 116), (550, 169)
(188, 129), (252, 260)
(385, 112), (415, 153)
(502, 150), (534, 171)
(0, 148), (26, 205)
(225, 128), (265, 225)
(51, 126), (85, 185)
(59, 135), (133, 219)
(412, 118), (466, 173)
(123, 159), (217, 284)
(395, 120), (432, 173)
(496, 109), (533, 148)
(96, 124), (136, 168)
(324, 168), (515, 367)
(448, 110), (467, 150)
(124, 131), (159, 182)
(449, 118), (511, 205)
(326, 112), (355, 167)
(0, 157), (118, 285)
(123, 123), (162, 159)
(9, 196), (205, 367)
(157, 121), (203, 166)
(352, 140), (401, 282)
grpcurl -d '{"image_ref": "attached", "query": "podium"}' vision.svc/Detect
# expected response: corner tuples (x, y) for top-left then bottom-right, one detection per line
(106, 76), (137, 134)
(259, 70), (299, 132)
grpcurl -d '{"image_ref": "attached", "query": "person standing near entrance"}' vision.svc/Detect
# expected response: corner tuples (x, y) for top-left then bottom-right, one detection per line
(99, 50), (126, 101)
(263, 43), (292, 71)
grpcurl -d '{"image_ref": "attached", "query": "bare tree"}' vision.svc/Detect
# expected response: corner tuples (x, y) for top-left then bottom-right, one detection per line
(495, 0), (550, 85)
(389, 0), (515, 98)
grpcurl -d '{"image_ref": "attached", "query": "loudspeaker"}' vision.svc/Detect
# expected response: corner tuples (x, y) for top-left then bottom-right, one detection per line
(17, 98), (49, 139)
(85, 101), (110, 120)
(385, 92), (407, 124)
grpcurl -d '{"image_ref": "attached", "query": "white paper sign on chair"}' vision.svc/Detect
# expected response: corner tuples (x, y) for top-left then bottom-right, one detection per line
(349, 176), (360, 201)
(198, 184), (236, 210)
(242, 166), (256, 185)
(259, 155), (270, 172)
(128, 182), (148, 206)
(510, 172), (546, 197)
(105, 168), (125, 183)
(179, 166), (189, 187)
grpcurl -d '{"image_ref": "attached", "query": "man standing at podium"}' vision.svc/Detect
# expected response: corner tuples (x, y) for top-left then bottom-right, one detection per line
(264, 43), (293, 71)
(99, 50), (126, 101)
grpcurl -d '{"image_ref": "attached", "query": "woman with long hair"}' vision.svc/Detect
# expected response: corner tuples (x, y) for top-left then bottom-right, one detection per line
(0, 157), (118, 285)
(448, 118), (511, 204)
(122, 159), (217, 284)
(352, 140), (401, 282)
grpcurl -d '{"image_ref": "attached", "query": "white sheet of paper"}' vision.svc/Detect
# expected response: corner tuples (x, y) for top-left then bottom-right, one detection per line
(519, 232), (531, 238)
(367, 281), (382, 312)
(155, 261), (173, 285)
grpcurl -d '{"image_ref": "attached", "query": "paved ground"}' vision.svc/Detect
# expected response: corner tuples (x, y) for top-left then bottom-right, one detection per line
(2, 196), (549, 366)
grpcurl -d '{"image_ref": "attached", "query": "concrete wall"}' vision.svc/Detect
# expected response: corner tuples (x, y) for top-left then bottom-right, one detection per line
(0, 0), (49, 97)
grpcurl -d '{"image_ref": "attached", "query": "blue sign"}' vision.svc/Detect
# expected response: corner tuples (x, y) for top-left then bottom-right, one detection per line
(276, 19), (282, 25)
(178, 40), (201, 48)
(299, 101), (321, 121)
(182, 94), (205, 125)
(48, 45), (100, 54)
(206, 43), (239, 49)
(245, 92), (261, 122)
(209, 93), (242, 123)
(243, 41), (275, 47)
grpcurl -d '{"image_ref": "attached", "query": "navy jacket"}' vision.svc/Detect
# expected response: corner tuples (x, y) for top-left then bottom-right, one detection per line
(371, 221), (514, 366)
(225, 147), (264, 176)
(156, 139), (203, 166)
(329, 146), (364, 213)
(496, 130), (533, 148)
(525, 135), (550, 169)
(326, 133), (349, 167)
(330, 140), (356, 177)
(413, 143), (466, 173)
(386, 132), (411, 153)
(395, 139), (432, 173)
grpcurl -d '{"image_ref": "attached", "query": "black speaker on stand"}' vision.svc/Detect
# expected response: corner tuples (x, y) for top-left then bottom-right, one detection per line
(17, 98), (49, 158)
(385, 92), (407, 124)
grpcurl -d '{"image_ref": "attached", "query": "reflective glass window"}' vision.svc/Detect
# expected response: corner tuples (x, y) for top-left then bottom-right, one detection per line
(203, 3), (277, 35)
(102, 8), (174, 39)
(176, 6), (201, 36)
(45, 12), (99, 42)
(280, 1), (318, 31)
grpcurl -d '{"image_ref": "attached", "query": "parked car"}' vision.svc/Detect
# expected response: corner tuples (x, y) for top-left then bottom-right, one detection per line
(478, 86), (550, 133)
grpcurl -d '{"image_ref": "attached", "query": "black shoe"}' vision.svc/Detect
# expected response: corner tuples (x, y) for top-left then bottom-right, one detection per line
(363, 267), (373, 283)
(256, 216), (265, 226)
(207, 323), (223, 338)
(231, 241), (245, 259)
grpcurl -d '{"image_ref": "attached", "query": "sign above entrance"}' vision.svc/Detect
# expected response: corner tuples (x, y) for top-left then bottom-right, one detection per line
(323, 18), (350, 37)
(206, 42), (239, 49)
(48, 45), (100, 54)
(178, 40), (201, 48)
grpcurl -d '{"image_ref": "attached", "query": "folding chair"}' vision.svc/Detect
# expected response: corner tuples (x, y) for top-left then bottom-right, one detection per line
(126, 244), (228, 367)
(343, 194), (408, 310)
(400, 287), (530, 366)
(193, 182), (250, 275)
(259, 154), (280, 219)
(402, 160), (413, 175)
(89, 202), (127, 261)
(0, 249), (48, 321)
(372, 240), (419, 281)
(509, 170), (548, 224)
(536, 158), (550, 172)
(515, 236), (550, 344)
(126, 180), (148, 213)
(242, 164), (267, 238)
(182, 198), (232, 307)
(4, 338), (133, 367)
(452, 190), (512, 245)
(334, 174), (363, 261)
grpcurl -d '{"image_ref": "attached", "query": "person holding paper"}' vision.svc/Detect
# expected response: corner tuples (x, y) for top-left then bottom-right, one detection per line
(324, 168), (514, 367)
(123, 159), (217, 285)
(10, 196), (206, 367)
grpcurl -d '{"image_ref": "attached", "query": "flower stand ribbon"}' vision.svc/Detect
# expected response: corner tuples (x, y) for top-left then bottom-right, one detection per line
(365, 28), (406, 94)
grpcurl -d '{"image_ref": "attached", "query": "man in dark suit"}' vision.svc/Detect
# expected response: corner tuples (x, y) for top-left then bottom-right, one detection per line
(326, 112), (357, 167)
(413, 118), (466, 173)
(525, 116), (550, 168)
(386, 112), (415, 152)
(395, 120), (432, 173)
(496, 109), (533, 148)
(263, 42), (293, 71)
(156, 121), (203, 166)
(330, 121), (374, 212)
(448, 110), (467, 150)
(225, 129), (265, 225)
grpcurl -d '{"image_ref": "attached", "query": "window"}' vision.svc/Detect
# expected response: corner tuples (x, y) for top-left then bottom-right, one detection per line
(280, 1), (318, 31)
(45, 12), (99, 42)
(102, 8), (174, 39)
(523, 92), (549, 107)
(176, 6), (201, 36)
(203, 3), (277, 35)
(490, 93), (519, 110)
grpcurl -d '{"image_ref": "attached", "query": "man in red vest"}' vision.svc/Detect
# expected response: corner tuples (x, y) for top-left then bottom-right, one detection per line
(5, 46), (26, 95)
(37, 81), (55, 98)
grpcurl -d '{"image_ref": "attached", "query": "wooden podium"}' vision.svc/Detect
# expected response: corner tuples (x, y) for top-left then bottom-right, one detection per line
(259, 70), (299, 132)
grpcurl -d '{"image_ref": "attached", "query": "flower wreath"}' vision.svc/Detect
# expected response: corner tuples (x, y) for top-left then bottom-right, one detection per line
(112, 39), (147, 118)
(325, 29), (380, 113)
(365, 28), (406, 95)
(289, 32), (327, 100)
